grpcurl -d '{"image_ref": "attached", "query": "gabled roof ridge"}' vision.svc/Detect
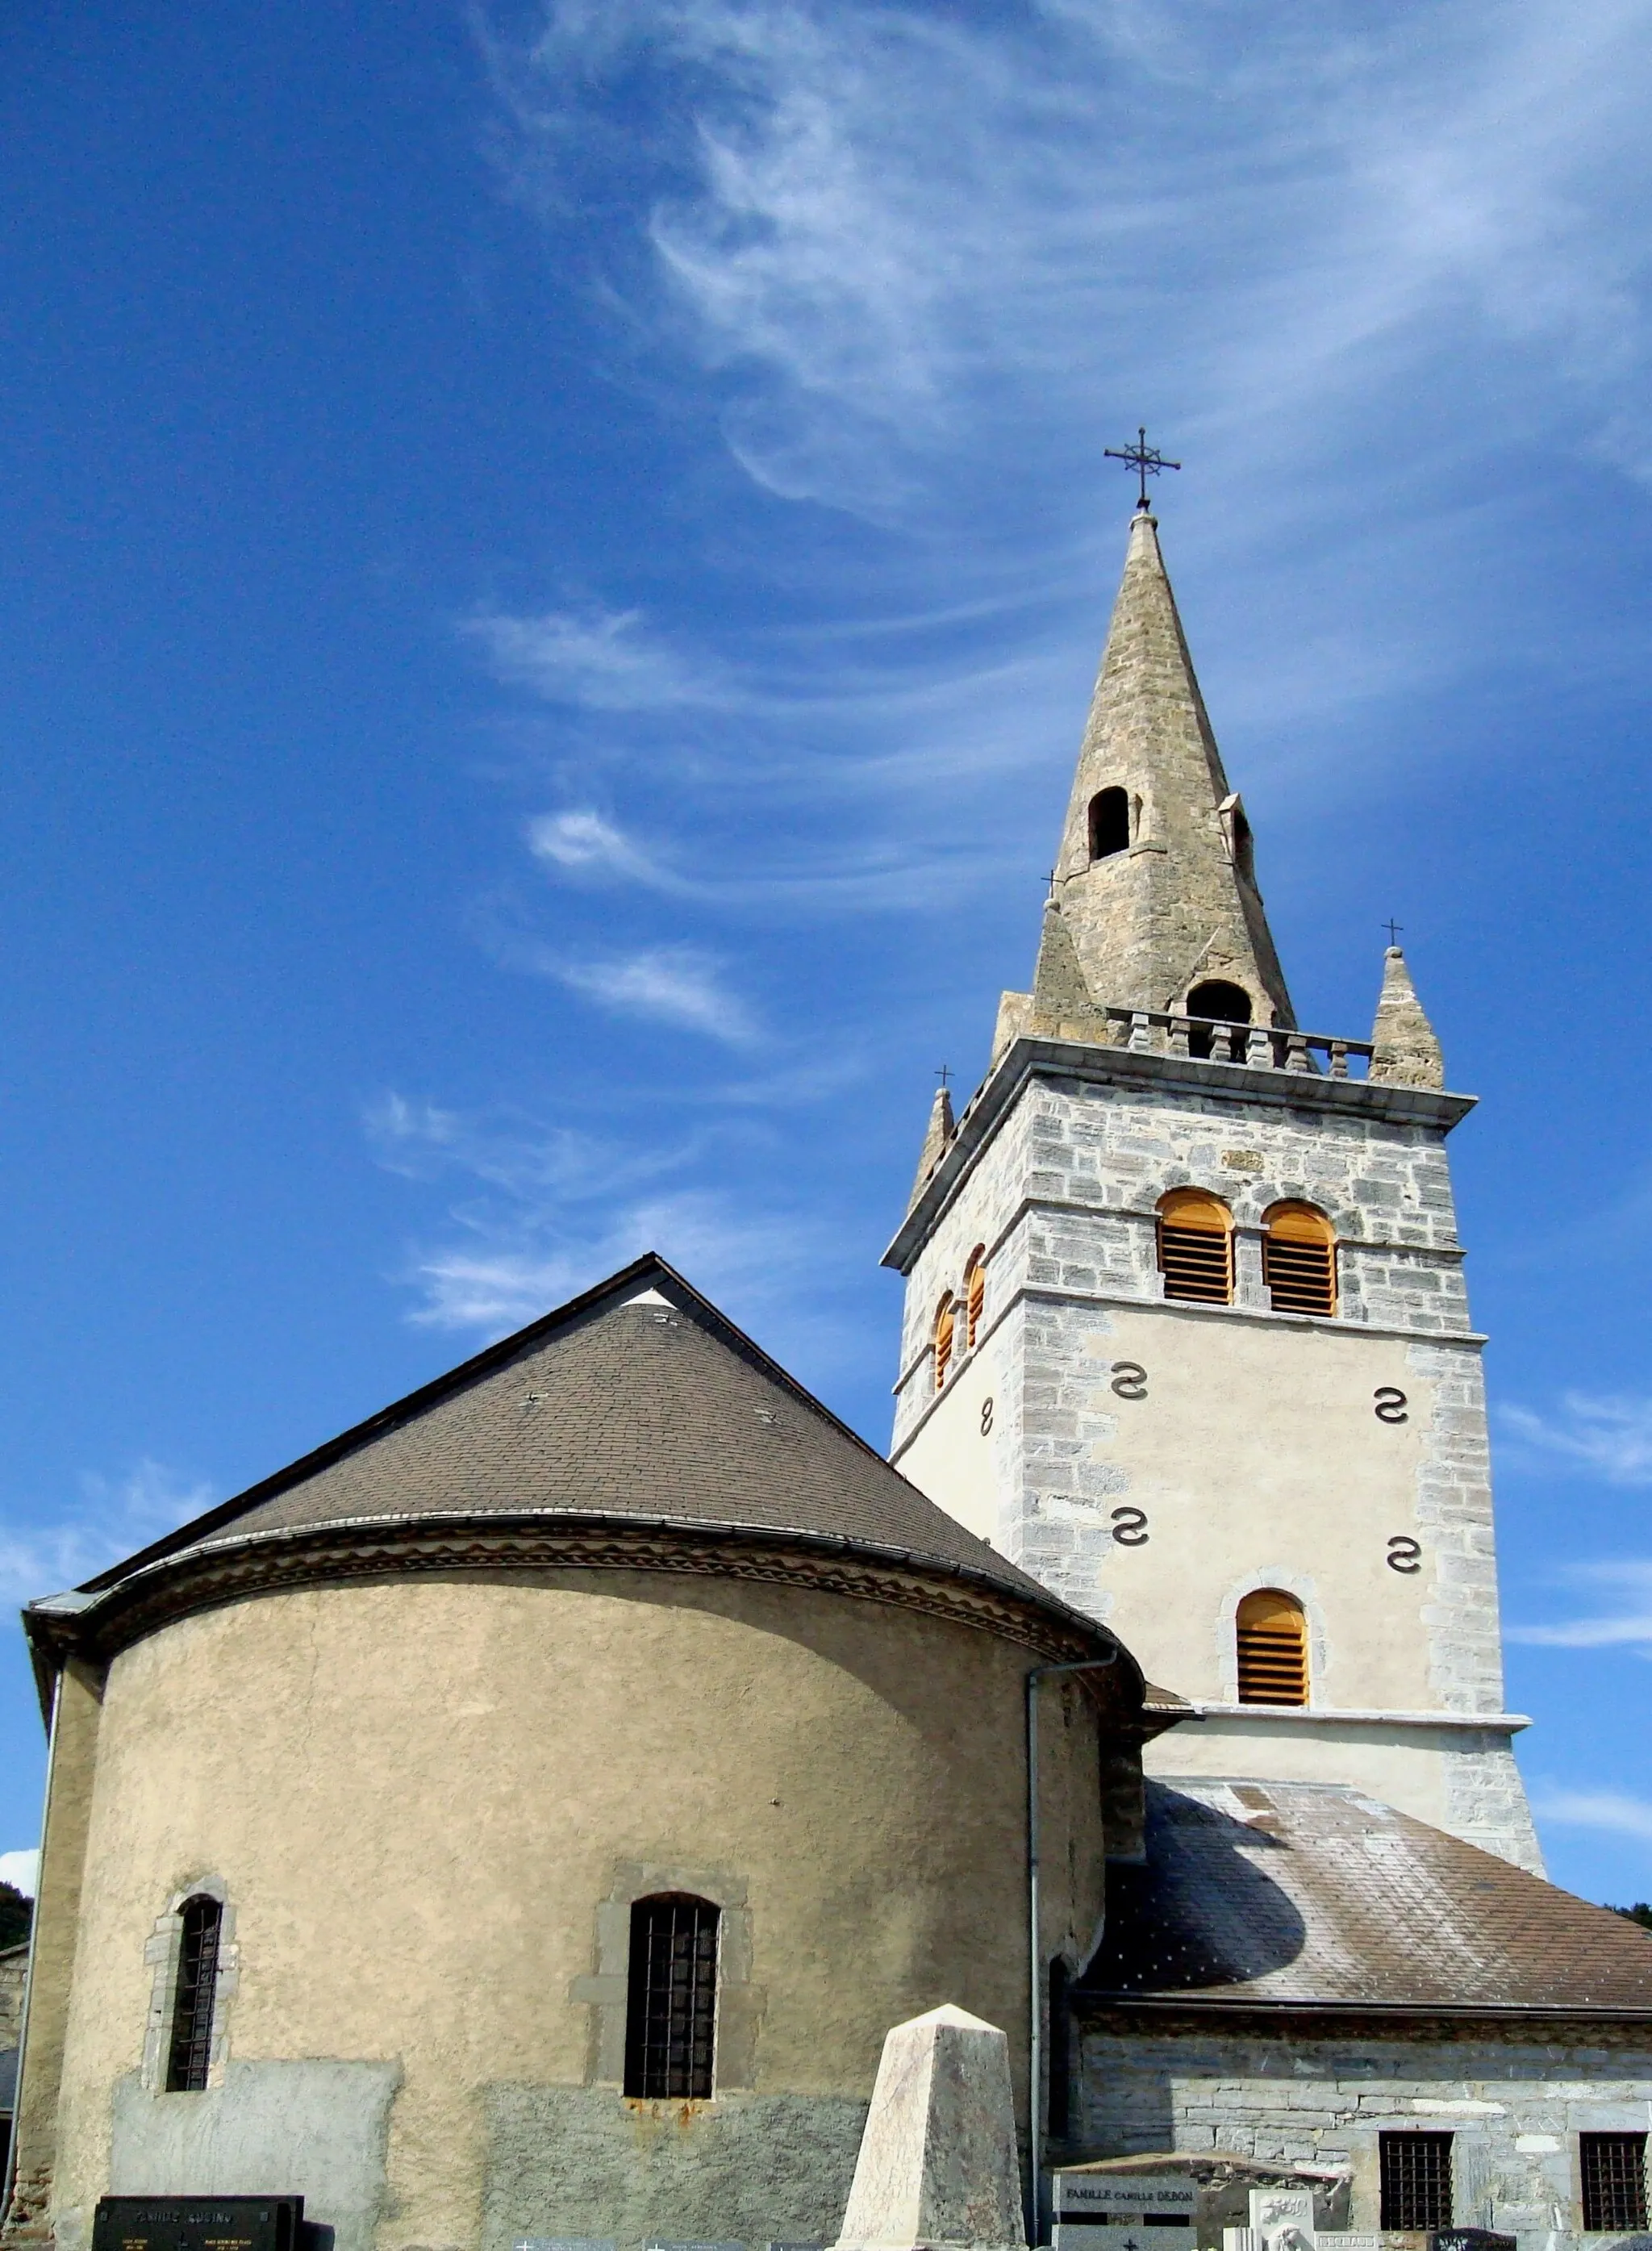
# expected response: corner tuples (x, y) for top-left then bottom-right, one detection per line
(74, 1253), (905, 1595)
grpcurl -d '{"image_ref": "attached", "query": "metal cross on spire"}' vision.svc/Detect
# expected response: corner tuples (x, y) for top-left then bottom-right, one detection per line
(1383, 919), (1404, 948)
(1104, 426), (1181, 512)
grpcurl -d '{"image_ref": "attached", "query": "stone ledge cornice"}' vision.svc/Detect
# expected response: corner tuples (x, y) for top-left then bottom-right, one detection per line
(23, 1508), (1133, 1702)
(885, 1036), (1476, 1274)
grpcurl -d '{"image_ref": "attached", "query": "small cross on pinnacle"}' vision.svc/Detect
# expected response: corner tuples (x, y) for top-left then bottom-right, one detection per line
(1383, 918), (1404, 948)
(1104, 425), (1181, 512)
(936, 1063), (952, 1089)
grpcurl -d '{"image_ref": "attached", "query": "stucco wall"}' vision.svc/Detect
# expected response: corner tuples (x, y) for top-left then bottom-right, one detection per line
(43, 1570), (1107, 2251)
(1078, 2027), (1652, 2249)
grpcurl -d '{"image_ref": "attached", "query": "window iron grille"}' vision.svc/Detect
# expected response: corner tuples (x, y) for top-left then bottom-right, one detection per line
(624, 1894), (719, 2101)
(165, 1894), (223, 2092)
(1379, 2132), (1453, 2231)
(1581, 2133), (1648, 2232)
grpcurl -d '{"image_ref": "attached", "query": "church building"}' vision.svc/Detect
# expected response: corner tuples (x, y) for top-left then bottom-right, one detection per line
(6, 498), (1652, 2251)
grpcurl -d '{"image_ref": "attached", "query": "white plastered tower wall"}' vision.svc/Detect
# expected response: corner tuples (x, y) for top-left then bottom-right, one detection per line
(884, 506), (1541, 1875)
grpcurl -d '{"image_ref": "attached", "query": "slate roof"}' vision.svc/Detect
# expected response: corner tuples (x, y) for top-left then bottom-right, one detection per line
(1082, 1777), (1652, 2014)
(61, 1257), (1125, 1672)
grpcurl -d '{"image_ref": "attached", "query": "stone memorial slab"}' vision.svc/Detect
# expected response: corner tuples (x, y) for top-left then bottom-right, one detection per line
(830, 2003), (1025, 2251)
(1222, 2231), (1264, 2251)
(1248, 2192), (1314, 2251)
(1429, 2233), (1516, 2251)
(94, 2199), (304, 2251)
(513, 2239), (615, 2251)
(1053, 2227), (1197, 2251)
(1315, 2236), (1379, 2251)
(1055, 2179), (1199, 2224)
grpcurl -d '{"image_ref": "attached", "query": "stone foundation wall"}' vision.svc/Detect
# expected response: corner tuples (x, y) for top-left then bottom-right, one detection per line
(1078, 2028), (1652, 2245)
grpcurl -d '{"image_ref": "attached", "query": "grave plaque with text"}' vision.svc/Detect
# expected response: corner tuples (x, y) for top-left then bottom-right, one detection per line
(93, 2198), (303, 2251)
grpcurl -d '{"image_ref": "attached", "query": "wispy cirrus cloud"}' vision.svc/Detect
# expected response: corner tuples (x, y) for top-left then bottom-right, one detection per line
(1500, 1394), (1652, 1486)
(463, 604), (730, 711)
(1508, 1560), (1652, 1655)
(366, 1092), (852, 1344)
(1530, 1783), (1652, 1846)
(0, 1460), (216, 1605)
(556, 944), (757, 1042)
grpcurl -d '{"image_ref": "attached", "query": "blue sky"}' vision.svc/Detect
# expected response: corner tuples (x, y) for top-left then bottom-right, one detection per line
(4, 0), (1652, 1903)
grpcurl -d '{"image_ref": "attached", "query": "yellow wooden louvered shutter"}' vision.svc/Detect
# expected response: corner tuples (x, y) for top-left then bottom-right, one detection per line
(1262, 1201), (1337, 1317)
(1157, 1188), (1234, 1305)
(933, 1295), (955, 1389)
(1236, 1589), (1308, 1706)
(965, 1250), (986, 1347)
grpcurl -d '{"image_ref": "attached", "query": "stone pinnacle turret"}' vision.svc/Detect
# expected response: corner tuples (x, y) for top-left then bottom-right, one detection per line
(1048, 507), (1295, 1029)
(1369, 945), (1446, 1088)
(905, 1082), (956, 1213)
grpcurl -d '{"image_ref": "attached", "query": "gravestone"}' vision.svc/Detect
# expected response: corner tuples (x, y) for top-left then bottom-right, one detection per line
(1248, 2190), (1315, 2251)
(1052, 2171), (1199, 2251)
(93, 2199), (303, 2251)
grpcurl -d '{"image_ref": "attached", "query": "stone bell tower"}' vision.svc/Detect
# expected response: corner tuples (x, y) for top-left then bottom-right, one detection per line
(885, 502), (1540, 1872)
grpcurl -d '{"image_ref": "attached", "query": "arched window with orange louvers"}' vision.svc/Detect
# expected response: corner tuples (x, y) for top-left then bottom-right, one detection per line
(1157, 1188), (1233, 1305)
(1236, 1589), (1309, 1706)
(933, 1293), (956, 1389)
(964, 1247), (987, 1347)
(1262, 1201), (1337, 1317)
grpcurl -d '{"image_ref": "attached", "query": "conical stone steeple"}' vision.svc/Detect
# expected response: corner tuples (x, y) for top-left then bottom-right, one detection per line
(1047, 507), (1295, 1029)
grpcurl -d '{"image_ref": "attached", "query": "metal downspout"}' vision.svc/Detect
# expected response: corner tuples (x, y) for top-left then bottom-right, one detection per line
(1026, 1655), (1116, 2249)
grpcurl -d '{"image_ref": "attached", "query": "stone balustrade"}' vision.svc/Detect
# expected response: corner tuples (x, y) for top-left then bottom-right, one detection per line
(1100, 1004), (1374, 1077)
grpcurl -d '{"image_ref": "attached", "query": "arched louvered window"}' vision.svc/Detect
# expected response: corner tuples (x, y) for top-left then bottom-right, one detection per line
(624, 1894), (720, 2100)
(1262, 1201), (1337, 1317)
(964, 1247), (987, 1349)
(1157, 1188), (1233, 1305)
(165, 1894), (223, 2091)
(933, 1293), (956, 1389)
(1236, 1589), (1309, 1707)
(1088, 787), (1130, 860)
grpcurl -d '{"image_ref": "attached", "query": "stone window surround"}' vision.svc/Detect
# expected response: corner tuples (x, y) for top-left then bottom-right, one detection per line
(568, 1861), (763, 2099)
(1217, 1569), (1327, 1709)
(140, 1875), (240, 2094)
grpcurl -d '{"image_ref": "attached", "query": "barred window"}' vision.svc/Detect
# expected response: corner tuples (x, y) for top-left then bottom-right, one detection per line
(1581, 2133), (1647, 2232)
(1379, 2132), (1453, 2231)
(1262, 1201), (1337, 1318)
(1158, 1188), (1233, 1305)
(624, 1894), (719, 2101)
(964, 1249), (987, 1349)
(1236, 1589), (1308, 1707)
(933, 1293), (956, 1389)
(165, 1894), (223, 2092)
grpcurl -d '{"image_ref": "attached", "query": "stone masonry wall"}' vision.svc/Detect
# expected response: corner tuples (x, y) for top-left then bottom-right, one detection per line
(1078, 2028), (1652, 2247)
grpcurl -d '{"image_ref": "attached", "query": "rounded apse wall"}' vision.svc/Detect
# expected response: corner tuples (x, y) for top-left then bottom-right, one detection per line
(48, 1570), (1108, 2251)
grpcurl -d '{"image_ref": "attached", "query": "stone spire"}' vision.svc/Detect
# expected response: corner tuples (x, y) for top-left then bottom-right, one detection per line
(1368, 946), (1446, 1088)
(1048, 508), (1295, 1028)
(906, 1082), (956, 1213)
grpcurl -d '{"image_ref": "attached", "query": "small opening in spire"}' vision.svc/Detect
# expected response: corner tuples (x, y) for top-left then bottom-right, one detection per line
(1186, 979), (1251, 1059)
(1087, 787), (1130, 861)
